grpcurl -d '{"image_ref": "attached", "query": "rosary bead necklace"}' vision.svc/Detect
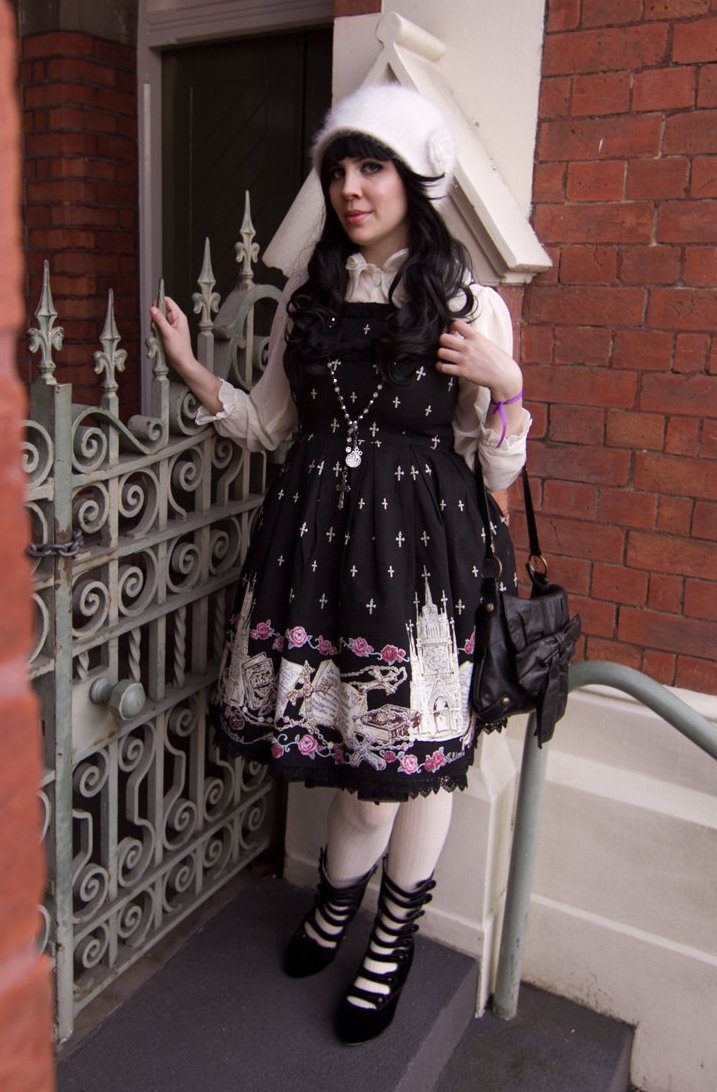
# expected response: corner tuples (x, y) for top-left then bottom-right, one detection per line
(327, 358), (384, 468)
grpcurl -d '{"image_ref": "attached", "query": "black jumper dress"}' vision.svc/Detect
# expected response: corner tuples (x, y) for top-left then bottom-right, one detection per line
(211, 303), (516, 801)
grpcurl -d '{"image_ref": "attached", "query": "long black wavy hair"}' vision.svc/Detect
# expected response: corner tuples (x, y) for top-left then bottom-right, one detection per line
(284, 133), (476, 388)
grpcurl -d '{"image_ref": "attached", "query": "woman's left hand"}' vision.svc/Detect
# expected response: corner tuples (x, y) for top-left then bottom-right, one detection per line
(436, 318), (523, 402)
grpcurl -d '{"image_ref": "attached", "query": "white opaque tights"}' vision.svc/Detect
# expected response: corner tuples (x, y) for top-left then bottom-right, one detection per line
(325, 789), (454, 888)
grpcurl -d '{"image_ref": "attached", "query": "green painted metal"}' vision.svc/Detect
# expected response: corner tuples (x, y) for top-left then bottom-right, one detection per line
(492, 660), (717, 1021)
(25, 198), (280, 1042)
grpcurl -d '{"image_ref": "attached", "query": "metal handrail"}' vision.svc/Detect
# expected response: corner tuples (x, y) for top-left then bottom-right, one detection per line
(492, 660), (717, 1020)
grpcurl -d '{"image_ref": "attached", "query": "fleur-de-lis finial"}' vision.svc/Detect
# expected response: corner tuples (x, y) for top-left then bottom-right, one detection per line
(193, 238), (221, 330)
(234, 191), (260, 285)
(27, 260), (64, 385)
(93, 289), (127, 399)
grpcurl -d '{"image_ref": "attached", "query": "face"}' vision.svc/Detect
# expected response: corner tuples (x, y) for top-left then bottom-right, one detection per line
(328, 156), (409, 266)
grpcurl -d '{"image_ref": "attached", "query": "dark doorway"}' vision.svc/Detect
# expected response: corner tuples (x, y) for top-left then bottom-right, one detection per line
(162, 28), (332, 316)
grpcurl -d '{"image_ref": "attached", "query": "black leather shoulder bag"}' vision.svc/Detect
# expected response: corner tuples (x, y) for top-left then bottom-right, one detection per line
(470, 465), (581, 745)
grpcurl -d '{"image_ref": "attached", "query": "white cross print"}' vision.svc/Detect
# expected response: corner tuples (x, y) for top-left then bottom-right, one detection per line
(422, 565), (431, 582)
(331, 418), (340, 433)
(431, 436), (440, 449)
(440, 499), (447, 510)
(293, 493), (300, 503)
(410, 465), (419, 480)
(441, 590), (448, 610)
(421, 531), (430, 546)
(370, 422), (379, 437)
(316, 460), (325, 474)
(481, 527), (486, 541)
(300, 522), (309, 536)
(393, 396), (401, 408)
(351, 565), (358, 576)
(366, 599), (377, 614)
(424, 464), (432, 475)
(309, 460), (315, 472)
(388, 565), (395, 577)
(455, 599), (465, 615)
(382, 498), (388, 510)
(310, 389), (318, 400)
(458, 500), (465, 511)
(396, 531), (405, 547)
(424, 405), (432, 416)
(277, 489), (285, 500)
(416, 367), (426, 380)
(320, 593), (328, 608)
(395, 466), (404, 480)
(358, 498), (366, 509)
(363, 323), (371, 334)
(326, 527), (335, 541)
(448, 377), (454, 390)
(472, 565), (479, 577)
(311, 560), (318, 571)
(278, 555), (285, 566)
(350, 391), (358, 403)
(289, 588), (295, 601)
(333, 461), (342, 475)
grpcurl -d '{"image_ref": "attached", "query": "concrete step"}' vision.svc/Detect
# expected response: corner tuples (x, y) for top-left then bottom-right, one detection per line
(57, 873), (634, 1092)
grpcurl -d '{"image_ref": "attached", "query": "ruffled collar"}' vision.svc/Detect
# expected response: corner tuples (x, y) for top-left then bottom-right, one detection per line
(345, 249), (409, 305)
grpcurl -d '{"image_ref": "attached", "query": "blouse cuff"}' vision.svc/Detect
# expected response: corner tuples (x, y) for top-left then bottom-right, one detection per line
(478, 406), (532, 451)
(195, 379), (238, 425)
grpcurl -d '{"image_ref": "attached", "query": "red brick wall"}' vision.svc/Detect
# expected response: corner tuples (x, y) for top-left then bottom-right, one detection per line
(19, 30), (140, 416)
(0, 3), (55, 1091)
(522, 0), (717, 693)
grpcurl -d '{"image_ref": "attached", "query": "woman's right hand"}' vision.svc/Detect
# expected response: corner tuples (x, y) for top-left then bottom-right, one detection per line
(149, 296), (223, 414)
(150, 296), (196, 376)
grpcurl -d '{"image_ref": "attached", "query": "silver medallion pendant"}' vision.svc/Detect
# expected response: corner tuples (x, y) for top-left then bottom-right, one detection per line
(345, 447), (362, 468)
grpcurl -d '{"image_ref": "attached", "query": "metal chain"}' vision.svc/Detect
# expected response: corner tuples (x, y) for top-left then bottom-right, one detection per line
(27, 529), (84, 560)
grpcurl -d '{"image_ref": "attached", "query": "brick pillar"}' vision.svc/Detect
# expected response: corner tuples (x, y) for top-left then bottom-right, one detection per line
(0, 3), (55, 1090)
(19, 28), (140, 415)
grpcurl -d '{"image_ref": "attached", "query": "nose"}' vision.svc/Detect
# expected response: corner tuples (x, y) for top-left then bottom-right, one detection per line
(340, 164), (362, 198)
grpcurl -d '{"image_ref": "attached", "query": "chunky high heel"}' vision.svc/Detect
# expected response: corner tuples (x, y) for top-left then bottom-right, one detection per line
(336, 867), (436, 1044)
(284, 849), (376, 978)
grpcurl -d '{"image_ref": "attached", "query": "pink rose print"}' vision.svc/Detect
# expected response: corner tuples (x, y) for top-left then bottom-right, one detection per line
(382, 750), (398, 764)
(271, 743), (284, 759)
(272, 636), (285, 651)
(464, 631), (475, 656)
(349, 636), (374, 657)
(333, 745), (345, 764)
(399, 753), (419, 774)
(318, 636), (338, 656)
(251, 619), (272, 640)
(297, 735), (318, 756)
(424, 749), (447, 773)
(380, 644), (406, 664)
(287, 625), (308, 648)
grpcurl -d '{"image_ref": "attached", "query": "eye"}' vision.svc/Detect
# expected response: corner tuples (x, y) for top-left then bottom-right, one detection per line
(328, 166), (344, 183)
(361, 160), (383, 175)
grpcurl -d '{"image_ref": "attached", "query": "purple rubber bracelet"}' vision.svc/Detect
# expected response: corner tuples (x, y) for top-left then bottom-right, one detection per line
(488, 390), (523, 447)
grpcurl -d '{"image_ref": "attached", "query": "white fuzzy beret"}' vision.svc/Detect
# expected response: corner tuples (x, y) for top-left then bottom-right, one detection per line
(311, 83), (456, 202)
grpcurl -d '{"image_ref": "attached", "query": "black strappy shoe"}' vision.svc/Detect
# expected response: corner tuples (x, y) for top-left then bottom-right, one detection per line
(336, 868), (436, 1044)
(284, 849), (376, 978)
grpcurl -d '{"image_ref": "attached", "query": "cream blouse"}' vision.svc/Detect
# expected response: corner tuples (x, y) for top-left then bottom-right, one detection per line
(196, 250), (531, 492)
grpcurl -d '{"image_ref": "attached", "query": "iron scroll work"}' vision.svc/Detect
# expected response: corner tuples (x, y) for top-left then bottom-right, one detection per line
(25, 195), (282, 1041)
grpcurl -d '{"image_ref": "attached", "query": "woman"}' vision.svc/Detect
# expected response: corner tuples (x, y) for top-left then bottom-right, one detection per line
(151, 83), (530, 1044)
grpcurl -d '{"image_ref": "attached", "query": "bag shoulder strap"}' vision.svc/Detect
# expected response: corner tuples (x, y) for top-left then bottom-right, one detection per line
(476, 462), (544, 571)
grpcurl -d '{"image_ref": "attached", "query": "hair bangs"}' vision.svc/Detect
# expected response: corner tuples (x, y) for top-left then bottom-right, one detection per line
(320, 133), (395, 177)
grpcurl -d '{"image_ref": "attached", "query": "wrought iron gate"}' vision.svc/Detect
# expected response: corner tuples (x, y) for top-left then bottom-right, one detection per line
(25, 198), (282, 1041)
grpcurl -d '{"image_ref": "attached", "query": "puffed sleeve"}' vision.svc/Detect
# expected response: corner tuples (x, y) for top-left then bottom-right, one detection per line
(194, 273), (303, 451)
(451, 284), (532, 492)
